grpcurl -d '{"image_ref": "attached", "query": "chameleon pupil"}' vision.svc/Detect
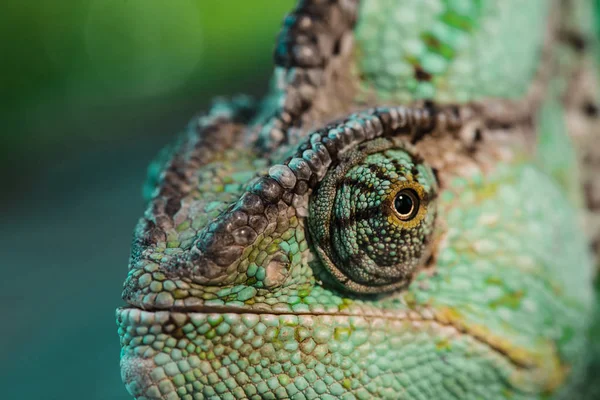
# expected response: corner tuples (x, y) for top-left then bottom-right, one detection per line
(394, 190), (418, 219)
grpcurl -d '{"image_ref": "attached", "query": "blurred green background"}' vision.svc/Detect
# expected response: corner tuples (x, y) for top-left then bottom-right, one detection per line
(0, 1), (293, 399)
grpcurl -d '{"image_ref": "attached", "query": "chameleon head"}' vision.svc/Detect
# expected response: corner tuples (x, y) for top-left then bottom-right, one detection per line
(117, 104), (594, 399)
(117, 0), (597, 398)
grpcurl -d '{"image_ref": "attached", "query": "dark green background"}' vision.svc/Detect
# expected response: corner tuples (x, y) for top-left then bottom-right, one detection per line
(0, 1), (293, 399)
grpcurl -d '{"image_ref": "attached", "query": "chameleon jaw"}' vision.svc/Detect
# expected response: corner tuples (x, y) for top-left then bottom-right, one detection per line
(116, 305), (569, 399)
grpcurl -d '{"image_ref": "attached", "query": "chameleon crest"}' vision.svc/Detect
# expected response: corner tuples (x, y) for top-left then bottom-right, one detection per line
(117, 1), (600, 399)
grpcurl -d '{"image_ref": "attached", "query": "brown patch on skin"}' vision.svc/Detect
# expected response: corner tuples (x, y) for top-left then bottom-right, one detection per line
(141, 220), (167, 247)
(414, 65), (432, 82)
(582, 101), (599, 118)
(418, 229), (445, 277)
(585, 182), (600, 211)
(263, 254), (290, 289)
(458, 121), (486, 154)
(171, 327), (185, 339)
(430, 167), (440, 185)
(558, 29), (588, 53)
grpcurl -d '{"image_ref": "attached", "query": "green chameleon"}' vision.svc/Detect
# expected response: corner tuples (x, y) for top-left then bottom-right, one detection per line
(116, 1), (600, 398)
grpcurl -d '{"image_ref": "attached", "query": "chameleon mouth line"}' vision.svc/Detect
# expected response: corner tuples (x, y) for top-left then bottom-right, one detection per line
(118, 304), (541, 373)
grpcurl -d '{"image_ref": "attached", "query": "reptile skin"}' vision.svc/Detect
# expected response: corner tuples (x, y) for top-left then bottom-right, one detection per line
(117, 1), (600, 399)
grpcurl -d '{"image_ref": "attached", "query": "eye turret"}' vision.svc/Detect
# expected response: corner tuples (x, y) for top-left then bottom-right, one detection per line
(308, 140), (438, 294)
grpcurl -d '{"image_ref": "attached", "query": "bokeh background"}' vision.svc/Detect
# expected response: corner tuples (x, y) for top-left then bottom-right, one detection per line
(0, 1), (294, 398)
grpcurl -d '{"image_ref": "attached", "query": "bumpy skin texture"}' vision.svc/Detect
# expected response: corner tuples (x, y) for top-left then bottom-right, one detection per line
(356, 0), (550, 102)
(117, 1), (600, 399)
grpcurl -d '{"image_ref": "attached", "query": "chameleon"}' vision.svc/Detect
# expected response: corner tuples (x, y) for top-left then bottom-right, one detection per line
(116, 0), (600, 399)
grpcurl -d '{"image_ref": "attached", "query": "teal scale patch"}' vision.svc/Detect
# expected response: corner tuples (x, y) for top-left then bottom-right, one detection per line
(355, 0), (549, 103)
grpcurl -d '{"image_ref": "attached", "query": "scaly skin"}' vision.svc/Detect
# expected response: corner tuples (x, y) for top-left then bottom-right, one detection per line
(117, 1), (600, 399)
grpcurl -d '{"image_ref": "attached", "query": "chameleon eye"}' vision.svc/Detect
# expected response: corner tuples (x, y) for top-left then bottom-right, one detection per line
(393, 189), (419, 220)
(308, 138), (438, 294)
